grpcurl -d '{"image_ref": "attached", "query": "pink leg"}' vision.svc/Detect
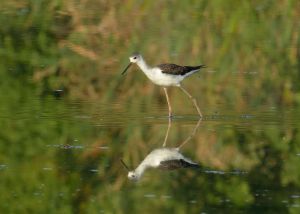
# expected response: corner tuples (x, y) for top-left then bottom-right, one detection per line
(162, 116), (172, 147)
(178, 118), (202, 149)
(163, 87), (173, 118)
(179, 85), (202, 117)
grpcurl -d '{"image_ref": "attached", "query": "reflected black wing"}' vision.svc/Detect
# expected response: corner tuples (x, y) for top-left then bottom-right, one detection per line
(159, 159), (200, 170)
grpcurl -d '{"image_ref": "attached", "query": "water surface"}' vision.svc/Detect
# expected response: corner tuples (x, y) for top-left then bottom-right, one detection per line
(1, 92), (300, 213)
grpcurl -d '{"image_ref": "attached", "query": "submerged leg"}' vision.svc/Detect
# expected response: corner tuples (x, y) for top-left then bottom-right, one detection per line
(178, 118), (202, 149)
(162, 116), (172, 147)
(163, 87), (172, 118)
(179, 85), (202, 117)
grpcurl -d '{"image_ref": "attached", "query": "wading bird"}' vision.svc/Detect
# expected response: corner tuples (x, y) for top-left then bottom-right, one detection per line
(122, 53), (205, 118)
(121, 119), (201, 181)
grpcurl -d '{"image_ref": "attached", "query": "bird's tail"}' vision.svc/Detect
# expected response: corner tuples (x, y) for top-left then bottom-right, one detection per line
(186, 163), (201, 169)
(180, 159), (201, 169)
(186, 65), (206, 72)
(183, 65), (206, 77)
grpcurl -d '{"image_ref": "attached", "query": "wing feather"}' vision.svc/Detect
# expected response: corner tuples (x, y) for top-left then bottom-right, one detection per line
(159, 159), (200, 170)
(158, 64), (205, 76)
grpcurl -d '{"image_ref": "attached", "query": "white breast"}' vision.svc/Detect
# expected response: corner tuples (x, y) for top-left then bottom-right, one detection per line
(143, 148), (184, 167)
(146, 68), (184, 87)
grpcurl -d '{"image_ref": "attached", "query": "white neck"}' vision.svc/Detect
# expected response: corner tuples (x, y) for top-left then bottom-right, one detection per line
(136, 57), (151, 76)
(134, 162), (149, 179)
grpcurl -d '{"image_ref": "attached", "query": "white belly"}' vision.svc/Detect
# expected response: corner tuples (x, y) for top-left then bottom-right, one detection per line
(145, 68), (183, 87)
(144, 148), (184, 167)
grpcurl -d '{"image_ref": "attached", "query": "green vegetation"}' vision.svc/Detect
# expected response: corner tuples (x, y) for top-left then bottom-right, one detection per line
(0, 0), (299, 213)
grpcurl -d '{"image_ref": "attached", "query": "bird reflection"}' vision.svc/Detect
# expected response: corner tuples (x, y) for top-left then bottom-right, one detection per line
(121, 118), (202, 181)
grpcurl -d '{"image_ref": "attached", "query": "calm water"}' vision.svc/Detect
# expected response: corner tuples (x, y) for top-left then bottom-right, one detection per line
(1, 91), (300, 213)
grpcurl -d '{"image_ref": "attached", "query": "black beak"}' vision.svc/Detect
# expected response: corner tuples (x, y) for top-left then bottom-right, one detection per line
(120, 159), (130, 171)
(121, 62), (132, 75)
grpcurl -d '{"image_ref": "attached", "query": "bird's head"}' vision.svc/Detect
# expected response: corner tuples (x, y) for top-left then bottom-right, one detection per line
(128, 171), (140, 181)
(129, 53), (142, 63)
(121, 53), (142, 75)
(120, 159), (140, 181)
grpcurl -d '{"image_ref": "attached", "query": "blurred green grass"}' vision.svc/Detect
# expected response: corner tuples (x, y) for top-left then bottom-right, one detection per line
(1, 0), (299, 105)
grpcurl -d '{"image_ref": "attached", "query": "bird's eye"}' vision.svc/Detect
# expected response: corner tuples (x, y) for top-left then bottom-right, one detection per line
(133, 57), (137, 59)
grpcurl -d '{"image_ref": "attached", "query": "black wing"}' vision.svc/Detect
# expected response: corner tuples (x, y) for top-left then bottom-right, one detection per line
(158, 64), (205, 76)
(159, 159), (200, 170)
